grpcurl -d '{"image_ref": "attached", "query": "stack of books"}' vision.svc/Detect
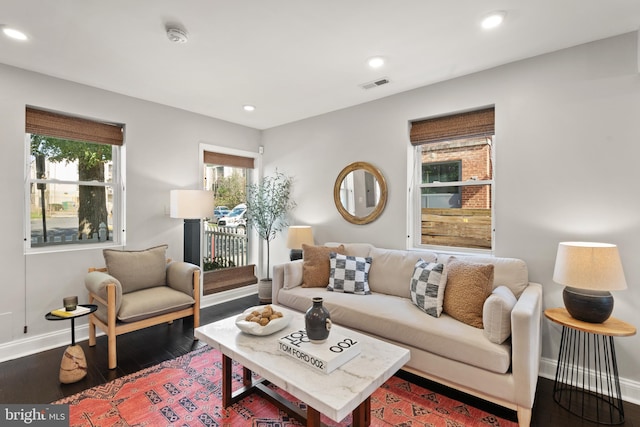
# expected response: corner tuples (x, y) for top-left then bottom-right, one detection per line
(278, 329), (361, 374)
(51, 306), (91, 318)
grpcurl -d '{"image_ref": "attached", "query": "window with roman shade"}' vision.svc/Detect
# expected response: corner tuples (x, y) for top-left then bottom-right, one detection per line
(25, 107), (124, 249)
(410, 107), (495, 251)
(202, 149), (258, 295)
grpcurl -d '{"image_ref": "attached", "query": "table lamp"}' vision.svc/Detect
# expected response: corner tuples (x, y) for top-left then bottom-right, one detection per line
(552, 242), (627, 323)
(170, 189), (214, 266)
(286, 226), (313, 261)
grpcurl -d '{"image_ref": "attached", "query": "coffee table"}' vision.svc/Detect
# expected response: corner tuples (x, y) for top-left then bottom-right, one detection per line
(195, 305), (410, 426)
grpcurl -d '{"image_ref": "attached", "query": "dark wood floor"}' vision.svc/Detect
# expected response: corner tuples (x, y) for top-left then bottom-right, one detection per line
(1, 294), (638, 426)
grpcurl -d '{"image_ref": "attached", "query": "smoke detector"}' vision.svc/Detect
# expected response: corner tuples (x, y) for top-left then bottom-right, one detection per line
(166, 27), (188, 44)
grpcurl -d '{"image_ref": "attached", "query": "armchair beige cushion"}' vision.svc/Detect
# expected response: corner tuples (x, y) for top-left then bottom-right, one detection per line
(103, 244), (168, 293)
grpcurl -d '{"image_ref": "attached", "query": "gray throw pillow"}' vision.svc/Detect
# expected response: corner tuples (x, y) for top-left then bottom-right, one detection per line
(327, 253), (372, 295)
(409, 259), (446, 317)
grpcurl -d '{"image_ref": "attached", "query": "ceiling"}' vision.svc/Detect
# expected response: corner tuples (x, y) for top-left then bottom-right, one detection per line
(2, 1), (639, 130)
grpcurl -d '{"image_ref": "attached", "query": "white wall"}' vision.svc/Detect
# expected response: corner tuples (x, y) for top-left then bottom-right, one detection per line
(262, 33), (640, 394)
(0, 63), (260, 358)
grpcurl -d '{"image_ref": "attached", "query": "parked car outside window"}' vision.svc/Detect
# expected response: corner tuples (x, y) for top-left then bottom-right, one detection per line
(213, 206), (229, 221)
(217, 203), (247, 230)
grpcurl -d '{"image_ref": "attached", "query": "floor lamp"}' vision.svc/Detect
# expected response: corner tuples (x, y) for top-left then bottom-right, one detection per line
(170, 190), (214, 266)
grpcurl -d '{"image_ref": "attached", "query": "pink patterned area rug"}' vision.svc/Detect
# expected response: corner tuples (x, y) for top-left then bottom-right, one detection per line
(54, 346), (517, 426)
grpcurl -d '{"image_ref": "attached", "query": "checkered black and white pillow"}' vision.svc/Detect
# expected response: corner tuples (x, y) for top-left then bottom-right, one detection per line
(327, 253), (372, 295)
(410, 259), (446, 317)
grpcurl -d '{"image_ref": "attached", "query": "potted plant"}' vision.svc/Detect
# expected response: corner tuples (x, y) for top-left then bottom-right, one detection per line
(245, 171), (296, 302)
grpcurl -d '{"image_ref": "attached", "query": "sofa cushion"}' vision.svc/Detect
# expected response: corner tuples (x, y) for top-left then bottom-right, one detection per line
(368, 248), (437, 298)
(325, 242), (375, 258)
(437, 254), (528, 298)
(443, 258), (494, 329)
(276, 286), (511, 374)
(409, 260), (446, 317)
(301, 244), (345, 287)
(328, 253), (372, 294)
(483, 286), (517, 344)
(104, 245), (167, 294)
(118, 286), (195, 323)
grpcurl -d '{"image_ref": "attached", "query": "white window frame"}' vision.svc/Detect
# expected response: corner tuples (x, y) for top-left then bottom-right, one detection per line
(407, 138), (495, 255)
(24, 136), (125, 253)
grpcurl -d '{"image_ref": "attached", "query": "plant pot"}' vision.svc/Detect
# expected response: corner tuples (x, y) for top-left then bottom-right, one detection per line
(258, 279), (272, 304)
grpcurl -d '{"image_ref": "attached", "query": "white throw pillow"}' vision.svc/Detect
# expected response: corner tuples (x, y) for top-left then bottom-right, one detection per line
(327, 253), (372, 295)
(409, 259), (446, 317)
(483, 285), (518, 344)
(283, 260), (304, 289)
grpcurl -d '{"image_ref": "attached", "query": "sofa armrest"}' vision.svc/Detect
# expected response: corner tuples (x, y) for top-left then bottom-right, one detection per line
(167, 261), (199, 297)
(511, 282), (543, 409)
(272, 260), (305, 304)
(85, 271), (123, 314)
(272, 262), (287, 304)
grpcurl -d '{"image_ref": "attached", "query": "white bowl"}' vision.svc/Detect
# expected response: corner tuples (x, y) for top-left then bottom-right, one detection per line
(235, 306), (290, 336)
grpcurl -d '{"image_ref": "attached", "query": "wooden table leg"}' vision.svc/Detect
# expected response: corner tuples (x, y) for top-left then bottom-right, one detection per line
(352, 396), (371, 427)
(243, 366), (252, 386)
(222, 354), (233, 407)
(306, 405), (321, 427)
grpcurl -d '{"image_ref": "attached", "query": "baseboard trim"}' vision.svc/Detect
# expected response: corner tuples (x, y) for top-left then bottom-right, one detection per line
(200, 284), (258, 308)
(0, 325), (88, 364)
(540, 356), (640, 406)
(0, 287), (258, 364)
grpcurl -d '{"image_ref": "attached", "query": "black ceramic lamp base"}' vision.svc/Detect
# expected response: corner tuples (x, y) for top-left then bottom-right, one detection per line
(289, 249), (303, 261)
(563, 286), (614, 323)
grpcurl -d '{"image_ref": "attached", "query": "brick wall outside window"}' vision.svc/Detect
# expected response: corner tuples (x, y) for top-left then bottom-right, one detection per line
(421, 138), (492, 209)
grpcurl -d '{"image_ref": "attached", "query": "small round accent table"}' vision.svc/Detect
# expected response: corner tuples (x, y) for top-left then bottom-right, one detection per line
(45, 304), (98, 384)
(545, 307), (636, 425)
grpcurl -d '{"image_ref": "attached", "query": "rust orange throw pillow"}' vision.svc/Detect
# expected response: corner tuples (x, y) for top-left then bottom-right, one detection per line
(301, 244), (346, 288)
(443, 259), (494, 328)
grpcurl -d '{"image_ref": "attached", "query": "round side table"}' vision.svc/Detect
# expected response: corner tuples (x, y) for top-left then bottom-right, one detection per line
(45, 304), (98, 384)
(545, 307), (636, 425)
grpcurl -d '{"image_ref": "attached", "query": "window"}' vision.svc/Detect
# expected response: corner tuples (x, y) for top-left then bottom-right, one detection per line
(201, 149), (257, 295)
(410, 108), (494, 251)
(25, 107), (124, 250)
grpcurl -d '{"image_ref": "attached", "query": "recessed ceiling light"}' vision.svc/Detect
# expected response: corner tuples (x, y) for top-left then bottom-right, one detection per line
(481, 11), (506, 30)
(3, 27), (28, 41)
(243, 105), (256, 112)
(367, 57), (385, 69)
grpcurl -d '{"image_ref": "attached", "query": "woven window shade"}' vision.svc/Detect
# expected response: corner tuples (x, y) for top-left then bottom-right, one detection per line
(204, 151), (254, 169)
(26, 107), (123, 146)
(410, 107), (494, 145)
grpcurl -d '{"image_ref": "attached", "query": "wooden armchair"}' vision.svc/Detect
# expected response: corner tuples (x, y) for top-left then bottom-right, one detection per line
(85, 245), (200, 369)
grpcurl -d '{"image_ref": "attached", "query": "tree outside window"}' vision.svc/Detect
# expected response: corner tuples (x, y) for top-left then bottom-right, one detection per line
(25, 107), (123, 249)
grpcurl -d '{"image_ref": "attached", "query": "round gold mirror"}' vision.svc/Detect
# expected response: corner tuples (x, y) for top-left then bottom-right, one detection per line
(334, 161), (387, 225)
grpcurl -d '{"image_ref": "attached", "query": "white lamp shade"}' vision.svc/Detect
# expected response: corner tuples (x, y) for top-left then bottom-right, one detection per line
(286, 226), (314, 249)
(553, 242), (627, 291)
(170, 190), (214, 219)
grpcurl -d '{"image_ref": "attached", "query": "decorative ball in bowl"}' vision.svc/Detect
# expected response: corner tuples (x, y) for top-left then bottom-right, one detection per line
(235, 305), (290, 336)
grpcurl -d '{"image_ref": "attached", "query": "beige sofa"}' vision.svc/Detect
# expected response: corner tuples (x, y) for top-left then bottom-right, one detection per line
(272, 243), (542, 427)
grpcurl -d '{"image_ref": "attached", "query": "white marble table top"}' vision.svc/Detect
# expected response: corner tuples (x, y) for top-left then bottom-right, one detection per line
(195, 304), (410, 423)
